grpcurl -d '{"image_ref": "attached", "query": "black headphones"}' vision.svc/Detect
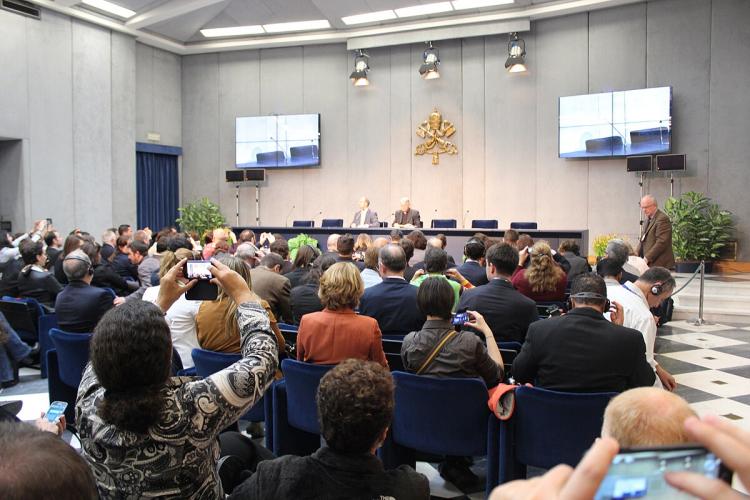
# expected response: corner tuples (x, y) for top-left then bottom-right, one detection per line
(464, 238), (485, 258)
(650, 282), (663, 296)
(63, 255), (94, 276)
(569, 292), (610, 311)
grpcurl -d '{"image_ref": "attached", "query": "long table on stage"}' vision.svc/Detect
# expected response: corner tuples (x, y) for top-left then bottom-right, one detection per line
(232, 226), (589, 263)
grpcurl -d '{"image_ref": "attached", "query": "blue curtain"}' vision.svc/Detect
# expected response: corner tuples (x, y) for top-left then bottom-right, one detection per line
(136, 152), (179, 231)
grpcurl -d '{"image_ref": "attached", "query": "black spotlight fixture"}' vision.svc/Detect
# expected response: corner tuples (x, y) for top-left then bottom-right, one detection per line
(419, 42), (440, 80)
(505, 32), (527, 73)
(349, 49), (370, 86)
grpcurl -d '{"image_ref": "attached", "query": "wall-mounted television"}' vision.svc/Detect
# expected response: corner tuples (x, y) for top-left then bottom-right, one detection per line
(236, 114), (320, 168)
(559, 87), (672, 158)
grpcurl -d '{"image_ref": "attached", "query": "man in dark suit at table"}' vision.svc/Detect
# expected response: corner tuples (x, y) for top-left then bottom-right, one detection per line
(637, 195), (675, 269)
(55, 250), (118, 333)
(359, 244), (425, 337)
(350, 197), (380, 228)
(392, 197), (421, 229)
(513, 273), (656, 393)
(455, 238), (488, 287)
(457, 243), (537, 344)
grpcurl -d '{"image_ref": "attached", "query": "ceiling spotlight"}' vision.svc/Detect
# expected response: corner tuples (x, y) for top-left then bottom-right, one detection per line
(505, 32), (527, 73)
(419, 42), (440, 80)
(349, 50), (370, 87)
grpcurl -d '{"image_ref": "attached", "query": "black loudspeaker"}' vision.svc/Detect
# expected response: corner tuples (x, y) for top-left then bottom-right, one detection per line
(225, 170), (244, 183)
(244, 169), (265, 182)
(626, 155), (653, 172)
(656, 154), (686, 171)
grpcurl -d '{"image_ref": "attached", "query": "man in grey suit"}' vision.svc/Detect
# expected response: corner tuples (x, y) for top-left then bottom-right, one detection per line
(350, 197), (380, 228)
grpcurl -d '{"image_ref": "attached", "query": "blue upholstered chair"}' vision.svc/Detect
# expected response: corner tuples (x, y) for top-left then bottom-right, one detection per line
(292, 220), (314, 228)
(510, 222), (538, 230)
(472, 219), (499, 229)
(431, 219), (457, 229)
(485, 386), (615, 495)
(47, 329), (92, 425)
(277, 323), (298, 346)
(321, 219), (344, 228)
(379, 371), (491, 473)
(1, 296), (56, 377)
(272, 359), (333, 456)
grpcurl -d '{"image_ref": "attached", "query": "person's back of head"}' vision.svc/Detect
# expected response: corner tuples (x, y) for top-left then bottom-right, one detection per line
(239, 229), (255, 243)
(605, 239), (629, 266)
(43, 231), (58, 248)
(155, 236), (170, 254)
(117, 224), (131, 237)
(0, 421), (98, 500)
(602, 387), (696, 447)
(19, 239), (43, 266)
(260, 252), (284, 272)
(407, 230), (427, 250)
(517, 234), (533, 250)
(167, 234), (192, 252)
(130, 239), (149, 258)
(235, 242), (258, 263)
(327, 233), (340, 252)
(317, 359), (394, 454)
(293, 245), (318, 269)
(372, 237), (389, 249)
(558, 239), (580, 256)
(637, 267), (676, 295)
(423, 246), (448, 274)
(464, 238), (486, 261)
(102, 230), (116, 247)
(90, 301), (172, 434)
(526, 241), (563, 293)
(63, 233), (84, 258)
(379, 244), (406, 274)
(319, 262), (364, 310)
(427, 237), (443, 249)
(115, 235), (130, 253)
(355, 233), (372, 252)
(485, 243), (518, 277)
(570, 273), (608, 311)
(399, 238), (414, 263)
(389, 229), (403, 242)
(158, 248), (194, 279)
(336, 234), (355, 257)
(270, 239), (290, 260)
(596, 258), (623, 280)
(80, 241), (101, 267)
(302, 253), (337, 286)
(503, 229), (519, 245)
(63, 249), (93, 281)
(133, 230), (150, 245)
(364, 246), (379, 271)
(417, 277), (454, 320)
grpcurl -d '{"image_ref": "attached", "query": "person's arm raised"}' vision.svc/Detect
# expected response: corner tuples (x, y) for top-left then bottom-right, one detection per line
(154, 258), (197, 313)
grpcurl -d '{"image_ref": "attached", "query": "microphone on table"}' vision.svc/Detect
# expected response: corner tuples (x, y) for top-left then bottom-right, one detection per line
(285, 205), (296, 227)
(463, 209), (470, 229)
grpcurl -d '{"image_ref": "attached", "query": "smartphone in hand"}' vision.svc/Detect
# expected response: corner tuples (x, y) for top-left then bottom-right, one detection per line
(46, 401), (68, 422)
(451, 312), (469, 326)
(183, 260), (218, 301)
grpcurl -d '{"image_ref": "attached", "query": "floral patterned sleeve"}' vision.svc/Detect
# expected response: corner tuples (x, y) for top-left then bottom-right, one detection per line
(180, 301), (279, 440)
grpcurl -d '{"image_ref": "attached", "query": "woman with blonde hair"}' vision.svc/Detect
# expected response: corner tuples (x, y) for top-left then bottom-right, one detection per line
(512, 241), (567, 302)
(353, 233), (372, 261)
(296, 262), (387, 367)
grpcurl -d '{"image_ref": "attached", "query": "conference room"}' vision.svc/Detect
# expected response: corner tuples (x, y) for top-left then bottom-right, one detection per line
(1, 0), (750, 498)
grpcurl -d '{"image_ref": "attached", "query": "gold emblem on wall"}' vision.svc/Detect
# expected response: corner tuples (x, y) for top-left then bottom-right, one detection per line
(415, 109), (458, 165)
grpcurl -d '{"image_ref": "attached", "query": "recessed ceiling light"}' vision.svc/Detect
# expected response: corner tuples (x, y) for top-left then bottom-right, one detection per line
(451, 0), (514, 10)
(395, 2), (453, 18)
(200, 25), (265, 38)
(341, 10), (397, 26)
(81, 0), (136, 18)
(262, 20), (331, 33)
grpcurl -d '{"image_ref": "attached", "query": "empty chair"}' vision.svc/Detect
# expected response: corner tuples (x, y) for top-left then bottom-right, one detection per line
(289, 145), (319, 159)
(510, 222), (538, 230)
(379, 371), (491, 472)
(292, 220), (314, 228)
(431, 219), (457, 229)
(272, 359), (332, 456)
(257, 151), (285, 165)
(485, 386), (615, 494)
(472, 219), (499, 229)
(1, 296), (56, 377)
(321, 219), (344, 228)
(47, 328), (93, 425)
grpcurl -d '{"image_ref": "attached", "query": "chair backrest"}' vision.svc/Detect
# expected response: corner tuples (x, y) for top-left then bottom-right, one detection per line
(0, 297), (42, 341)
(498, 341), (523, 352)
(277, 323), (298, 345)
(382, 338), (403, 354)
(321, 219), (343, 228)
(471, 219), (499, 229)
(281, 359), (333, 434)
(431, 219), (457, 229)
(499, 348), (518, 367)
(292, 220), (314, 228)
(510, 222), (538, 230)
(512, 386), (615, 469)
(391, 371), (489, 457)
(49, 329), (92, 389)
(191, 348), (241, 378)
(382, 339), (404, 371)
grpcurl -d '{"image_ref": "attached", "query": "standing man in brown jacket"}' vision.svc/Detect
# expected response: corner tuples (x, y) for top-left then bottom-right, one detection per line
(637, 195), (675, 270)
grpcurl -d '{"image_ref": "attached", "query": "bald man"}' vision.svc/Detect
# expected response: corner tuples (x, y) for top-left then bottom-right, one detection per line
(350, 197), (380, 228)
(637, 195), (675, 269)
(601, 387), (696, 447)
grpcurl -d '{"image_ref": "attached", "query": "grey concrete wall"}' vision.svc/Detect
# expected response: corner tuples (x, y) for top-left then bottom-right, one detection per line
(135, 43), (182, 146)
(181, 0), (750, 258)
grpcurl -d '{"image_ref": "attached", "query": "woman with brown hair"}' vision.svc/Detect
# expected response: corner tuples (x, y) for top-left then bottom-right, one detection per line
(296, 262), (387, 367)
(511, 241), (567, 302)
(353, 233), (372, 261)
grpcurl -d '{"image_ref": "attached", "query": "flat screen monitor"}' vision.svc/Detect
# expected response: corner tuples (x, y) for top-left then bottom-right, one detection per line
(559, 87), (672, 158)
(236, 114), (320, 168)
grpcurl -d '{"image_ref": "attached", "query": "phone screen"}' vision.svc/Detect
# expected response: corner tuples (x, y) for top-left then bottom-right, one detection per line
(46, 401), (68, 422)
(451, 312), (469, 326)
(594, 446), (721, 499)
(185, 260), (213, 280)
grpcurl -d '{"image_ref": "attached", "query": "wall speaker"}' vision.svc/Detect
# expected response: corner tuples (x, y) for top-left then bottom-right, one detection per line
(225, 170), (245, 183)
(244, 169), (265, 182)
(656, 154), (686, 171)
(626, 155), (652, 172)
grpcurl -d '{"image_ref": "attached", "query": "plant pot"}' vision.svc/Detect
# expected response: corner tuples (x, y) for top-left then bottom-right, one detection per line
(675, 261), (714, 274)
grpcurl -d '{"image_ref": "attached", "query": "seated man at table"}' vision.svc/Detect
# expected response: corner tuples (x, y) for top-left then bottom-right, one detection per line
(351, 197), (380, 228)
(392, 197), (421, 229)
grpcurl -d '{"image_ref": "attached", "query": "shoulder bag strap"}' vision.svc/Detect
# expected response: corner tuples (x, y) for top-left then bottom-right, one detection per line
(416, 330), (458, 375)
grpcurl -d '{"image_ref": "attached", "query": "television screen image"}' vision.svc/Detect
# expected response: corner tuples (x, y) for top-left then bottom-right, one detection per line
(236, 114), (320, 168)
(559, 87), (672, 158)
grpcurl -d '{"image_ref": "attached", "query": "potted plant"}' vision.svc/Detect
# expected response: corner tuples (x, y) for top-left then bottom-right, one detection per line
(176, 198), (227, 244)
(663, 191), (734, 273)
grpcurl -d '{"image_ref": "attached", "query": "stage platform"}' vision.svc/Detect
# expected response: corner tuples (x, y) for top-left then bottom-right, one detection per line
(232, 226), (589, 264)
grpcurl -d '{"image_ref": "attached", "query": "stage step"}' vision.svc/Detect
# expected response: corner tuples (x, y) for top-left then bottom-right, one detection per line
(671, 273), (750, 325)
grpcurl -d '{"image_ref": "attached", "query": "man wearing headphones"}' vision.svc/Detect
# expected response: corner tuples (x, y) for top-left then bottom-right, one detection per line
(455, 238), (489, 287)
(54, 249), (120, 333)
(598, 260), (677, 391)
(513, 273), (656, 393)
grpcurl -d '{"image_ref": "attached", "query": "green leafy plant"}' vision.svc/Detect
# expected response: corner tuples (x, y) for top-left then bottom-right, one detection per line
(176, 198), (226, 242)
(593, 233), (620, 258)
(663, 191), (734, 261)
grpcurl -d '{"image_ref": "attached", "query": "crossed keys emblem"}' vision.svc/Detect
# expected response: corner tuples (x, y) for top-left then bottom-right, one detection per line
(415, 109), (458, 165)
